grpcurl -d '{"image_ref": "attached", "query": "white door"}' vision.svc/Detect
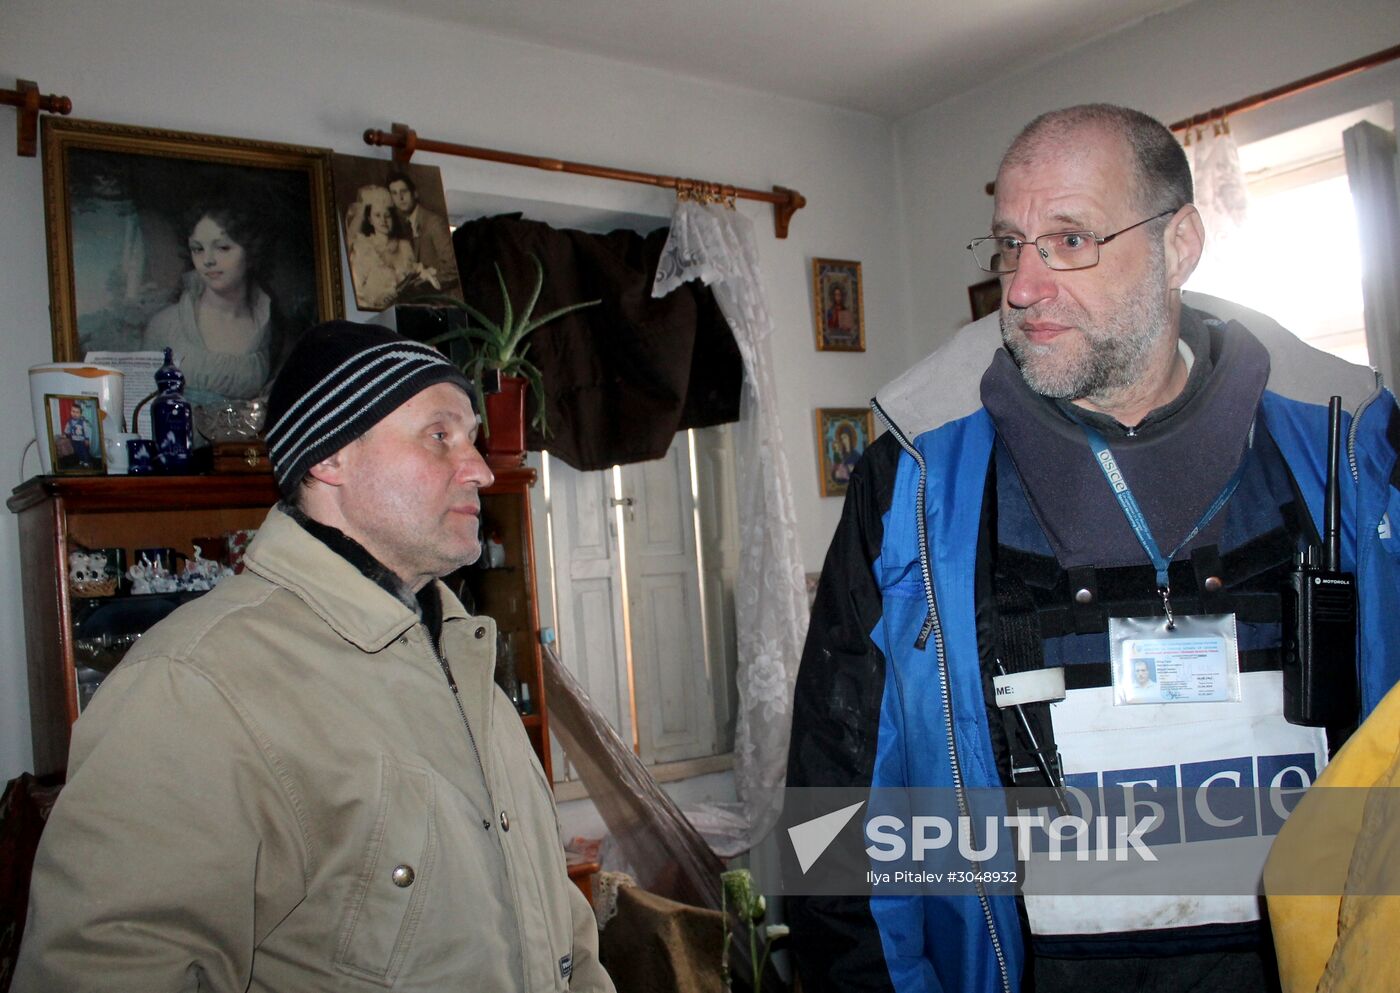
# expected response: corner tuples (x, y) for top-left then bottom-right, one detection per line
(546, 457), (634, 776)
(546, 431), (728, 773)
(619, 438), (715, 764)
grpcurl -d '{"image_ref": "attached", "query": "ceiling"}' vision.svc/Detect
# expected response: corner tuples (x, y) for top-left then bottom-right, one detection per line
(340, 0), (1194, 120)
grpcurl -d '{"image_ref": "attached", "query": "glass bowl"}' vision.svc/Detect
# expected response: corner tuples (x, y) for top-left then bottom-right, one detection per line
(194, 399), (267, 444)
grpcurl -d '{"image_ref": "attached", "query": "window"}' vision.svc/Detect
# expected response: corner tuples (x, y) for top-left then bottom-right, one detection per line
(537, 426), (739, 784)
(1185, 102), (1394, 365)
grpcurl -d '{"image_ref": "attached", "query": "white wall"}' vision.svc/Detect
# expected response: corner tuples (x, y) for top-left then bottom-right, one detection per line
(893, 0), (1400, 360)
(0, 0), (907, 778)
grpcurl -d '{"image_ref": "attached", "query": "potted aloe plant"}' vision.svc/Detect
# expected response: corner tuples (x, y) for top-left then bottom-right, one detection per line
(421, 253), (598, 461)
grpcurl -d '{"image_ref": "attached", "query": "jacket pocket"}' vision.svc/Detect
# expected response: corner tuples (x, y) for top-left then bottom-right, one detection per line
(334, 755), (438, 986)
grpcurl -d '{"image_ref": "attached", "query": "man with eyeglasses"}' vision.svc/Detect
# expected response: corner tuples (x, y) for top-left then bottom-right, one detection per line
(788, 104), (1400, 993)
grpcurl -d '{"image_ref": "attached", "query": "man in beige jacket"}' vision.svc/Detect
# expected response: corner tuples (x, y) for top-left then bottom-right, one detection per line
(15, 322), (613, 992)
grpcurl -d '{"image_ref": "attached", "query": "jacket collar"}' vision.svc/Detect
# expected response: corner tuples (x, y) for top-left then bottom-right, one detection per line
(875, 291), (1379, 443)
(242, 504), (469, 653)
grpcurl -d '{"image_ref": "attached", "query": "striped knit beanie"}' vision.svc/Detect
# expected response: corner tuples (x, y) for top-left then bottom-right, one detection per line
(264, 321), (471, 497)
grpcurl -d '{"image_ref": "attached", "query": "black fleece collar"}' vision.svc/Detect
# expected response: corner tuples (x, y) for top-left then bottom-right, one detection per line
(280, 502), (444, 645)
(980, 307), (1271, 568)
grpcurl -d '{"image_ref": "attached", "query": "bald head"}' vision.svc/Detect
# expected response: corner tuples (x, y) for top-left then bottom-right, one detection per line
(999, 104), (1192, 218)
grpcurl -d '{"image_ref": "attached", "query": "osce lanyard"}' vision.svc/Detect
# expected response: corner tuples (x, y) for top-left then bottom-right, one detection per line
(1080, 422), (1251, 626)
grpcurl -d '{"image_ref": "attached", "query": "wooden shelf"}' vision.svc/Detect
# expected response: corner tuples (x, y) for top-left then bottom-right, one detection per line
(8, 473), (279, 515)
(9, 468), (552, 782)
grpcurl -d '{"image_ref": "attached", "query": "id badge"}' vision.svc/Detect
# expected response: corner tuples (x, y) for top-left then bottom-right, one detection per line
(1108, 612), (1240, 705)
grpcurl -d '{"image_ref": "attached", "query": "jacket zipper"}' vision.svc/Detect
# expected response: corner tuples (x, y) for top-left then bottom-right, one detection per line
(426, 636), (495, 830)
(872, 400), (939, 651)
(871, 398), (1013, 993)
(1347, 371), (1383, 484)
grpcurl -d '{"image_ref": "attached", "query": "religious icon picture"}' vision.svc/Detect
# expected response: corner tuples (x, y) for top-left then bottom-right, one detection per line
(812, 258), (865, 352)
(816, 406), (875, 498)
(45, 393), (106, 476)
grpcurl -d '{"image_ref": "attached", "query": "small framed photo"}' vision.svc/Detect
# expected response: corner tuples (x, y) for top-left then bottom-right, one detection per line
(44, 393), (106, 475)
(332, 153), (464, 311)
(816, 406), (875, 498)
(812, 258), (865, 352)
(968, 277), (1003, 321)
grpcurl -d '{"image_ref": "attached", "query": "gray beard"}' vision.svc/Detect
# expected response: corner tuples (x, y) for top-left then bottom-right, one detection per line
(1001, 250), (1171, 405)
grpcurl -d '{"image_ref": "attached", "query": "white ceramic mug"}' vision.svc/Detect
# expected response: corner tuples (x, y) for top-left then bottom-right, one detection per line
(105, 431), (138, 474)
(29, 363), (124, 474)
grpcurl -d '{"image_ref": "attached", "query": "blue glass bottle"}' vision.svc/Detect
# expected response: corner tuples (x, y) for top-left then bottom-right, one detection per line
(152, 347), (193, 473)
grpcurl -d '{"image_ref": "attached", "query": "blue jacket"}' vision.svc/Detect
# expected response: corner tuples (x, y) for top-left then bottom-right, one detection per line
(787, 297), (1400, 993)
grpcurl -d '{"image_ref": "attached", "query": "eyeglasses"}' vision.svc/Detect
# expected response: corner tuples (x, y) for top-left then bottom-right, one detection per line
(966, 209), (1178, 273)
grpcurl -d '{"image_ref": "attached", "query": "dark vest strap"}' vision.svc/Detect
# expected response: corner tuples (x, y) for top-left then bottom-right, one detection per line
(992, 575), (1064, 788)
(1191, 545), (1230, 614)
(995, 523), (1299, 639)
(1066, 566), (1100, 634)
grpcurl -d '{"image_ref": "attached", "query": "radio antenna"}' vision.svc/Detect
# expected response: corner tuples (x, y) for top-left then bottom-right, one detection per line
(1324, 396), (1343, 572)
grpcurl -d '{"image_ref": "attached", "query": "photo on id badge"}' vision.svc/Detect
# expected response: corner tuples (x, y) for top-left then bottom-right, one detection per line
(1120, 650), (1178, 704)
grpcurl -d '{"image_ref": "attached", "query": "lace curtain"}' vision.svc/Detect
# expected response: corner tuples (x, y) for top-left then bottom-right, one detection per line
(653, 201), (809, 855)
(1185, 121), (1250, 288)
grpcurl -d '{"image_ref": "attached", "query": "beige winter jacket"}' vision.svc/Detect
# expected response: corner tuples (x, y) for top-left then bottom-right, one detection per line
(14, 506), (612, 992)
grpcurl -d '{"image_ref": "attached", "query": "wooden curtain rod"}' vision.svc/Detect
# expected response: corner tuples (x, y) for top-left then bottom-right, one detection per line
(983, 42), (1400, 194)
(364, 122), (807, 238)
(0, 78), (72, 157)
(1169, 42), (1400, 133)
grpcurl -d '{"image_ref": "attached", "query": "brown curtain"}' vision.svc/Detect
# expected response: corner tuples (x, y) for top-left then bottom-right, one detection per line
(452, 214), (743, 471)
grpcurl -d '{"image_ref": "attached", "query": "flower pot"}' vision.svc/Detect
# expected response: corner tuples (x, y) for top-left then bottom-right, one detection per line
(483, 373), (527, 465)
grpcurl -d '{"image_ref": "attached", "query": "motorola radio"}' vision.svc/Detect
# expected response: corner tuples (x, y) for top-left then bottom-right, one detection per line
(1282, 395), (1359, 728)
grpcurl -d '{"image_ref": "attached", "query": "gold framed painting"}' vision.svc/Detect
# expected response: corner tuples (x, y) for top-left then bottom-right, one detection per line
(41, 117), (343, 404)
(816, 406), (875, 498)
(812, 257), (865, 352)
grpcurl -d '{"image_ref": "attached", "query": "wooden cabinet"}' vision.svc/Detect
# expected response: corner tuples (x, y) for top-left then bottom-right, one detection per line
(443, 462), (553, 781)
(8, 474), (277, 776)
(8, 469), (551, 780)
